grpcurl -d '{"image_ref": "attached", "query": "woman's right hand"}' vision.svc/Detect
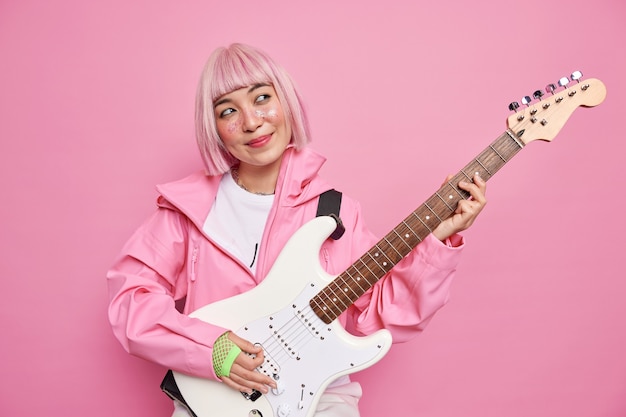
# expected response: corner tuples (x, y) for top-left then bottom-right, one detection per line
(219, 332), (277, 395)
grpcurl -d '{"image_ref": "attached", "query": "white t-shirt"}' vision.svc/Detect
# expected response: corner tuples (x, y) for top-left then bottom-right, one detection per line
(203, 172), (274, 274)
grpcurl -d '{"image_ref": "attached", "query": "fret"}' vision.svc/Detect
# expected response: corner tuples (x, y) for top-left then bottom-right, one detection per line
(382, 236), (404, 259)
(346, 269), (367, 294)
(417, 206), (440, 231)
(334, 276), (356, 305)
(435, 191), (454, 211)
(371, 244), (394, 269)
(505, 128), (524, 148)
(423, 202), (443, 222)
(475, 158), (492, 176)
(311, 295), (335, 319)
(401, 220), (421, 243)
(335, 273), (359, 301)
(391, 229), (414, 251)
(357, 259), (378, 287)
(463, 166), (487, 181)
(325, 283), (348, 310)
(447, 181), (468, 199)
(360, 252), (387, 276)
(428, 193), (454, 218)
(396, 222), (422, 249)
(459, 169), (474, 182)
(353, 263), (374, 286)
(489, 144), (507, 162)
(411, 211), (433, 232)
(323, 287), (346, 315)
(365, 249), (385, 270)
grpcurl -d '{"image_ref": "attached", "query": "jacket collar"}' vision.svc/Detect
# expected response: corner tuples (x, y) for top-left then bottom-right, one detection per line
(155, 147), (332, 228)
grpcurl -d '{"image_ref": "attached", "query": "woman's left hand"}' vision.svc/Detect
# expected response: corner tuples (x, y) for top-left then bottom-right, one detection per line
(432, 173), (487, 241)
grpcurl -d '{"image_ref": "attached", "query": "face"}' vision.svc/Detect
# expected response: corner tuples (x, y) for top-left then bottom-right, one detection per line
(214, 83), (291, 170)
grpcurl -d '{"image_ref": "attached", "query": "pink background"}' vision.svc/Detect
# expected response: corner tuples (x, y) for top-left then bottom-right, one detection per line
(1, 1), (625, 416)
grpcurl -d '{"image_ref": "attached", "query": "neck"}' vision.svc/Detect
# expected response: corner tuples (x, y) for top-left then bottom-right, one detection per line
(232, 160), (281, 195)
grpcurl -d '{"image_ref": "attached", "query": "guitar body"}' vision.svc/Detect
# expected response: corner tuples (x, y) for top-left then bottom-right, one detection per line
(173, 216), (393, 417)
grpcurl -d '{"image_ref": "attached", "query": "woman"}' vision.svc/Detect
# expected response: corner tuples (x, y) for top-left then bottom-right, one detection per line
(107, 43), (487, 417)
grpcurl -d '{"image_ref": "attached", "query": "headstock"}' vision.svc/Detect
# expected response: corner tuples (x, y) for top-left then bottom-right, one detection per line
(507, 71), (606, 145)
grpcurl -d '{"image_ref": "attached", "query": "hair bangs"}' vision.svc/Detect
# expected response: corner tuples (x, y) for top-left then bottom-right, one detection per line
(209, 48), (272, 102)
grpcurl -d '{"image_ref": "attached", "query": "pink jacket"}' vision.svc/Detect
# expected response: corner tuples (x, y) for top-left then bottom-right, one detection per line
(107, 147), (465, 380)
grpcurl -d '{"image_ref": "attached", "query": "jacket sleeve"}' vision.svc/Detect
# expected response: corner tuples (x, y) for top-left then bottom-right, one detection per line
(107, 207), (227, 380)
(337, 200), (465, 343)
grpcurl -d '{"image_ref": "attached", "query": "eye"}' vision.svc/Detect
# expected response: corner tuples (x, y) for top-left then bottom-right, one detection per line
(255, 94), (271, 103)
(218, 107), (236, 118)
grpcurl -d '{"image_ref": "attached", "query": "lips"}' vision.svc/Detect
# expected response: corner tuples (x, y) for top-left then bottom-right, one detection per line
(247, 134), (272, 148)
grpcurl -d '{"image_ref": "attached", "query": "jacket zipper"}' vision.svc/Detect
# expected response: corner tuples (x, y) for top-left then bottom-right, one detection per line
(190, 246), (199, 282)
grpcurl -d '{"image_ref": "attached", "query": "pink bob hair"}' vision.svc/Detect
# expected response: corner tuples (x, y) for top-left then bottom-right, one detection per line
(195, 43), (312, 175)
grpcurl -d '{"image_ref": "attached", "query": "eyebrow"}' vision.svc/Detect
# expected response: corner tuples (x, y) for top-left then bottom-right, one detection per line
(213, 83), (271, 108)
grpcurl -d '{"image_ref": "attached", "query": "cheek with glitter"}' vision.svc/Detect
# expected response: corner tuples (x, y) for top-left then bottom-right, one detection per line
(255, 110), (266, 118)
(227, 119), (242, 133)
(266, 108), (278, 118)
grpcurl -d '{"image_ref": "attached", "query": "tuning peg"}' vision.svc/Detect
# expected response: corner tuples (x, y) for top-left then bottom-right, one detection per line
(558, 76), (570, 88)
(521, 96), (532, 106)
(545, 83), (557, 95)
(571, 70), (583, 82)
(533, 90), (544, 100)
(509, 101), (525, 121)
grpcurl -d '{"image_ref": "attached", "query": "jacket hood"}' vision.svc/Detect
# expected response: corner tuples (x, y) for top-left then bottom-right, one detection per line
(155, 147), (333, 229)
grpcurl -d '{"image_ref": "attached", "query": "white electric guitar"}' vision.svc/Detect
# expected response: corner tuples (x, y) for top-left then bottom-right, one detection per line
(165, 73), (606, 417)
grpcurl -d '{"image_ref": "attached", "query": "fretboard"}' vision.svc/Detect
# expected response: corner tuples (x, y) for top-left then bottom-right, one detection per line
(310, 129), (525, 324)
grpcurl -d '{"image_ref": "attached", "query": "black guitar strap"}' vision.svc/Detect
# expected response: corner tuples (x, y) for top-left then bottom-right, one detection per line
(160, 189), (345, 412)
(316, 189), (345, 240)
(161, 370), (194, 415)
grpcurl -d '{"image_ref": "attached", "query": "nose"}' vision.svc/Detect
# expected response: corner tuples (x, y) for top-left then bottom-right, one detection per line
(242, 109), (263, 132)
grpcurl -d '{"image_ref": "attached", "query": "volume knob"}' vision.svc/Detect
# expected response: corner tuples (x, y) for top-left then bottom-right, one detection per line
(271, 378), (286, 395)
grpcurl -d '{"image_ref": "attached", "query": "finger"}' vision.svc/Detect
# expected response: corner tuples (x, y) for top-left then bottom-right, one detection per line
(233, 349), (265, 371)
(222, 374), (272, 396)
(473, 173), (486, 188)
(459, 177), (487, 205)
(455, 200), (474, 217)
(220, 374), (254, 394)
(471, 174), (487, 198)
(230, 363), (273, 385)
(228, 363), (275, 393)
(228, 332), (263, 355)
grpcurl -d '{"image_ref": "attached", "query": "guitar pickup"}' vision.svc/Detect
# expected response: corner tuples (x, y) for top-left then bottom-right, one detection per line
(294, 306), (330, 340)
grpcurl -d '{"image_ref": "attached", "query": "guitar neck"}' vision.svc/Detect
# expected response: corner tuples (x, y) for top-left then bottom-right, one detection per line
(310, 129), (525, 324)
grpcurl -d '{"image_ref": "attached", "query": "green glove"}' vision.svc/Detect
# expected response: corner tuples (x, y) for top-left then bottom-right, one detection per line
(212, 332), (242, 379)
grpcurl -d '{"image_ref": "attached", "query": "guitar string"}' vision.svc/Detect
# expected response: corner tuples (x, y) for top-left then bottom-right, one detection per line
(257, 303), (323, 373)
